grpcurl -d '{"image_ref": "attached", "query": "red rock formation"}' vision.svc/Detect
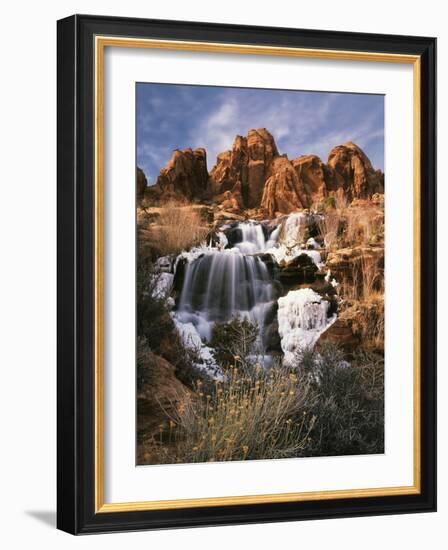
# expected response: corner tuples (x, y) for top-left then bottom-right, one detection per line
(326, 142), (384, 200)
(155, 147), (209, 201)
(291, 154), (328, 207)
(215, 180), (244, 212)
(146, 132), (384, 215)
(260, 156), (305, 217)
(209, 128), (278, 208)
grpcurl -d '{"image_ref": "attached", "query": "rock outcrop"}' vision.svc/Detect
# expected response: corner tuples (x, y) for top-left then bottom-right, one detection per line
(291, 155), (328, 207)
(154, 147), (209, 201)
(142, 130), (384, 215)
(326, 142), (384, 201)
(209, 129), (279, 208)
(260, 156), (305, 216)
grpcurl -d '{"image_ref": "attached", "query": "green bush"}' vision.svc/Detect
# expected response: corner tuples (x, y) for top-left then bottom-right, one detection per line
(210, 316), (259, 370)
(294, 344), (384, 456)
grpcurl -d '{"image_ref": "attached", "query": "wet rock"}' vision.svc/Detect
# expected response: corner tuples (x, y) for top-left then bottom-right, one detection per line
(264, 319), (282, 353)
(223, 225), (243, 247)
(278, 253), (318, 291)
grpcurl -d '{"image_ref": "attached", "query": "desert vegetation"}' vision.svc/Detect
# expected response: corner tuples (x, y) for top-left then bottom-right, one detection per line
(316, 199), (384, 250)
(138, 318), (384, 464)
(139, 202), (210, 258)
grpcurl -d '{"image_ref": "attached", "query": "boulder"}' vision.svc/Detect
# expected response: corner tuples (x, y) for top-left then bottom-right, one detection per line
(316, 316), (360, 353)
(215, 180), (244, 212)
(326, 245), (384, 297)
(278, 253), (318, 290)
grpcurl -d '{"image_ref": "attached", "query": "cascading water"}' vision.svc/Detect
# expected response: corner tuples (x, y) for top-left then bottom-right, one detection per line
(170, 214), (337, 373)
(175, 222), (276, 343)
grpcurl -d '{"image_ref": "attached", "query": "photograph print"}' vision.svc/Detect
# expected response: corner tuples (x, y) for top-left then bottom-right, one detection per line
(136, 83), (385, 466)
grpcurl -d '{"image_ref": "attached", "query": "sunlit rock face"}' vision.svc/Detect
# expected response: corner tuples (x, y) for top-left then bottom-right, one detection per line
(326, 141), (384, 201)
(155, 147), (209, 201)
(209, 128), (279, 208)
(143, 130), (384, 215)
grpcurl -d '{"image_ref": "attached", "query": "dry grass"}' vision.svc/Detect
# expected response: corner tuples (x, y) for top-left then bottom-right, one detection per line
(346, 299), (385, 352)
(316, 210), (342, 250)
(157, 202), (209, 255)
(343, 207), (384, 248)
(339, 254), (385, 351)
(339, 254), (383, 302)
(151, 365), (315, 464)
(316, 202), (384, 251)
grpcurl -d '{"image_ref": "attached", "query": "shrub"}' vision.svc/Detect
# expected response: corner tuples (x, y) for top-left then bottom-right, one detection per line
(322, 196), (336, 209)
(157, 203), (209, 255)
(294, 344), (384, 456)
(144, 343), (384, 464)
(136, 257), (174, 353)
(154, 363), (315, 463)
(210, 317), (260, 370)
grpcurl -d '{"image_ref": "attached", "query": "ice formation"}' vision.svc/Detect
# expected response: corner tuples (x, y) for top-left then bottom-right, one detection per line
(277, 288), (336, 365)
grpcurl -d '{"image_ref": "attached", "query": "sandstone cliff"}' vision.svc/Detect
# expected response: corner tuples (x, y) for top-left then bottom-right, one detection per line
(154, 147), (209, 201)
(141, 130), (384, 215)
(326, 142), (384, 201)
(209, 128), (278, 208)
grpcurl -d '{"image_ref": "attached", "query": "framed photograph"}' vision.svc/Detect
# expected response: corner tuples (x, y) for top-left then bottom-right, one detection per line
(57, 14), (436, 534)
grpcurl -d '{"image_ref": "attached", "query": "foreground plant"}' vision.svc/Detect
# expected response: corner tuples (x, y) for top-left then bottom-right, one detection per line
(155, 363), (315, 463)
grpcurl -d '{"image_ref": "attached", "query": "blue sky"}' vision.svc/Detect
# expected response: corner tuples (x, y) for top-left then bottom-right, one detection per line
(136, 83), (384, 184)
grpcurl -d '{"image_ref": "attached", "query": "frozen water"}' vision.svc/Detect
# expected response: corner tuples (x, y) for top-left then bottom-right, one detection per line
(277, 288), (336, 366)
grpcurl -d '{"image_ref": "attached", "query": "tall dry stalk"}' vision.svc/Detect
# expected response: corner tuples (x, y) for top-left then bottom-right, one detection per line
(339, 254), (383, 302)
(344, 208), (384, 247)
(316, 211), (341, 250)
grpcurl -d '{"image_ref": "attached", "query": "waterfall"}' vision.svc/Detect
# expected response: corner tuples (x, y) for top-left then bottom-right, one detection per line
(175, 222), (275, 342)
(171, 213), (337, 371)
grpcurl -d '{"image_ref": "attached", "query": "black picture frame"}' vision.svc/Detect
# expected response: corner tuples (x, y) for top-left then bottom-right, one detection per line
(57, 14), (436, 534)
